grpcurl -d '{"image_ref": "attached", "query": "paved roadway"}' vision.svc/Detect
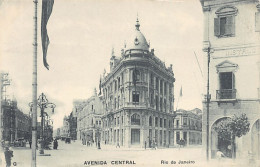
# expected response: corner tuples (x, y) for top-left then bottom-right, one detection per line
(2, 141), (256, 167)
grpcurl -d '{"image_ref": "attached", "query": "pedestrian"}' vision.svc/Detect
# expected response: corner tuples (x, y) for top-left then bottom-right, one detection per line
(144, 141), (146, 150)
(4, 147), (13, 167)
(53, 139), (58, 150)
(116, 142), (120, 148)
(29, 140), (32, 149)
(98, 141), (101, 149)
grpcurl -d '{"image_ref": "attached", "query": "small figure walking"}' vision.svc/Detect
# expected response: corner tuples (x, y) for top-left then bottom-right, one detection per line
(53, 139), (58, 150)
(116, 142), (120, 148)
(98, 141), (101, 149)
(4, 147), (13, 167)
(29, 140), (32, 149)
(144, 141), (147, 150)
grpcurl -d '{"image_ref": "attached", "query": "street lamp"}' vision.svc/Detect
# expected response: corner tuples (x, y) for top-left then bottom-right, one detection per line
(29, 93), (56, 155)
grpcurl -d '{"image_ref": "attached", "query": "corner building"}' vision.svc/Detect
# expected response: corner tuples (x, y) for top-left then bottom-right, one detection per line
(200, 0), (260, 160)
(101, 19), (175, 148)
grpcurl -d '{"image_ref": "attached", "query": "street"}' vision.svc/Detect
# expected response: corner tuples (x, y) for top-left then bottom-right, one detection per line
(2, 141), (253, 167)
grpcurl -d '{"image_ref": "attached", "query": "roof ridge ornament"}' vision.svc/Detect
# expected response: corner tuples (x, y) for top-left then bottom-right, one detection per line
(135, 17), (140, 31)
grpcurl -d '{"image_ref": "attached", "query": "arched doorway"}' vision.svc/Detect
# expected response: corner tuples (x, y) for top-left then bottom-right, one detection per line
(211, 117), (232, 158)
(252, 119), (260, 160)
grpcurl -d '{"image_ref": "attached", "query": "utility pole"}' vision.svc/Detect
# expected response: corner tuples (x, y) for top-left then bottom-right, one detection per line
(206, 47), (211, 161)
(32, 0), (38, 166)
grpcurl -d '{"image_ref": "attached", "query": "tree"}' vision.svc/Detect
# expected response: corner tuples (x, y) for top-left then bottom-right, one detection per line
(214, 113), (250, 159)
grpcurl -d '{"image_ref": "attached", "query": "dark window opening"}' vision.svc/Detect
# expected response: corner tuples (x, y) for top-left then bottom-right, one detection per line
(131, 114), (140, 125)
(132, 92), (139, 103)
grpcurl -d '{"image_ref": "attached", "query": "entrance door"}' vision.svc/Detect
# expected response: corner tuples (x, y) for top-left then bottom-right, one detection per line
(131, 129), (140, 145)
(149, 129), (152, 147)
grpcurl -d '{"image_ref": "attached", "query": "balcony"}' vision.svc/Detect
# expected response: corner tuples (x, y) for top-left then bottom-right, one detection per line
(216, 89), (236, 100)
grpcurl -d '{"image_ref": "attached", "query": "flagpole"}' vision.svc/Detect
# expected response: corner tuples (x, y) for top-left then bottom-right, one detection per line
(32, 0), (38, 166)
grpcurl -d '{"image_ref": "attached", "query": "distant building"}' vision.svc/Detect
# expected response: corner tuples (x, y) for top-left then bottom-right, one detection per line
(200, 0), (260, 159)
(68, 112), (77, 140)
(60, 116), (70, 139)
(174, 108), (202, 146)
(77, 90), (103, 144)
(1, 100), (31, 142)
(101, 19), (175, 148)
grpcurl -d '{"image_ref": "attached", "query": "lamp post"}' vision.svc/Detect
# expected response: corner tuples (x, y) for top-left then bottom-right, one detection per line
(29, 93), (56, 155)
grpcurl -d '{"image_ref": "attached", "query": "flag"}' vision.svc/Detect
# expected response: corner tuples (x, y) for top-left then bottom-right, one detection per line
(180, 86), (183, 97)
(41, 0), (54, 70)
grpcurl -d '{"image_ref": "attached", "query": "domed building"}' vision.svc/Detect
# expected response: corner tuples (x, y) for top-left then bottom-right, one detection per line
(101, 18), (176, 148)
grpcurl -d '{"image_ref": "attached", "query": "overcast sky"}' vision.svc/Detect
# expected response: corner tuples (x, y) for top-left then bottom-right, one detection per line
(0, 0), (205, 129)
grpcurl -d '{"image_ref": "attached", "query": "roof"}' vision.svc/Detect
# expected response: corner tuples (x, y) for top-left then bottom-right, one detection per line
(125, 18), (149, 52)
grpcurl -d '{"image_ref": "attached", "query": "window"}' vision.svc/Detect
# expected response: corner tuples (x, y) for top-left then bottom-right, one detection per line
(156, 96), (159, 110)
(132, 92), (139, 103)
(176, 120), (179, 128)
(216, 60), (238, 99)
(114, 118), (116, 126)
(160, 118), (163, 127)
(219, 72), (234, 90)
(114, 81), (117, 92)
(131, 114), (140, 125)
(118, 78), (120, 90)
(183, 118), (187, 126)
(121, 116), (123, 124)
(118, 96), (120, 108)
(164, 119), (166, 128)
(133, 69), (140, 83)
(214, 6), (237, 37)
(155, 117), (158, 127)
(176, 132), (180, 142)
(117, 117), (119, 125)
(149, 116), (152, 126)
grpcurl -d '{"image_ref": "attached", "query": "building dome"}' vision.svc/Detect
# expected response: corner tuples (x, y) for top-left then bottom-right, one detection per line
(125, 18), (149, 52)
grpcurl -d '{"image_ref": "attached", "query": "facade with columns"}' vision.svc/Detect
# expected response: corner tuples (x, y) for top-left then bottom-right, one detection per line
(200, 0), (260, 160)
(101, 19), (175, 148)
(174, 108), (202, 146)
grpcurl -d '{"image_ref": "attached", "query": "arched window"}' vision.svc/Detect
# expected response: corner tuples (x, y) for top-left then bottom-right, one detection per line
(131, 114), (140, 125)
(149, 116), (152, 126)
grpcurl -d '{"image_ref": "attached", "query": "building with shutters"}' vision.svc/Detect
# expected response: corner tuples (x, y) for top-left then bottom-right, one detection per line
(100, 19), (176, 148)
(174, 108), (202, 146)
(200, 0), (260, 160)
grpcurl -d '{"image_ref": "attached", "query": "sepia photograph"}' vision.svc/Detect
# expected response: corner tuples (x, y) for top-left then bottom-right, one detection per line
(0, 0), (259, 166)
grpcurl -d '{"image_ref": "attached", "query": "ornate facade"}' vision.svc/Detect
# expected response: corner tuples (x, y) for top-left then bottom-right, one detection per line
(76, 91), (103, 144)
(200, 0), (260, 160)
(101, 19), (175, 148)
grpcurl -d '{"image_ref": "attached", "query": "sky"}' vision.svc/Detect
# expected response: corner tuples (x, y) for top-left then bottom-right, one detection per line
(0, 0), (205, 129)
